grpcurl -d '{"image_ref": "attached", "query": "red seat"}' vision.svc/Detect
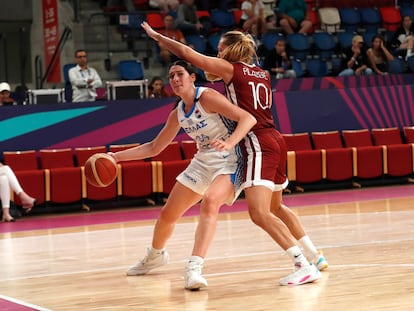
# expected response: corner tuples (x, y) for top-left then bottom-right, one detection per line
(311, 131), (354, 182)
(371, 128), (413, 177)
(403, 126), (414, 144)
(151, 141), (183, 161)
(342, 129), (383, 180)
(74, 146), (118, 202)
(379, 7), (401, 31)
(109, 144), (156, 204)
(2, 150), (46, 206)
(181, 140), (197, 159)
(282, 133), (323, 190)
(39, 148), (82, 204)
(146, 12), (164, 30)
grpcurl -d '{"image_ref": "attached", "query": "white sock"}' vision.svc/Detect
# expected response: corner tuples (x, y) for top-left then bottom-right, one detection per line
(286, 246), (309, 267)
(188, 255), (204, 264)
(298, 236), (318, 260)
(150, 247), (164, 255)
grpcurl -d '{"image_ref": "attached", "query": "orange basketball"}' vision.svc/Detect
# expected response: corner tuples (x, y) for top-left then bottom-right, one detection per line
(84, 153), (118, 187)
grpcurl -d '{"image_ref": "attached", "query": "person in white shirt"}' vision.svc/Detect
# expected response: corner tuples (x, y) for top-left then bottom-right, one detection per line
(68, 49), (102, 102)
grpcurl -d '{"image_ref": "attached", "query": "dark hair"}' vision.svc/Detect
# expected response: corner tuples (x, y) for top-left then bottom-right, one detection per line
(74, 49), (86, 57)
(149, 76), (163, 90)
(169, 60), (197, 75)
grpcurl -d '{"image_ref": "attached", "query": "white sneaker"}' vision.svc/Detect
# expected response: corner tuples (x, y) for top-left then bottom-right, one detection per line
(126, 248), (169, 276)
(185, 260), (208, 290)
(314, 250), (329, 271)
(279, 263), (321, 286)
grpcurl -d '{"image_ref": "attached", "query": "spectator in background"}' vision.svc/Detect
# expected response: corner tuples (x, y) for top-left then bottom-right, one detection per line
(239, 0), (267, 38)
(262, 38), (296, 79)
(0, 82), (16, 106)
(338, 35), (373, 77)
(149, 0), (179, 13)
(366, 34), (394, 76)
(391, 15), (414, 60)
(68, 49), (103, 102)
(176, 0), (211, 37)
(148, 76), (172, 98)
(277, 0), (312, 35)
(159, 14), (187, 66)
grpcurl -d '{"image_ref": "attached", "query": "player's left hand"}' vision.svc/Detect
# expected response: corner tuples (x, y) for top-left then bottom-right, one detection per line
(210, 139), (232, 151)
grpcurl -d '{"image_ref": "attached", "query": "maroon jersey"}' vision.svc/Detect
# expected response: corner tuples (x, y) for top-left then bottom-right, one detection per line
(225, 62), (275, 131)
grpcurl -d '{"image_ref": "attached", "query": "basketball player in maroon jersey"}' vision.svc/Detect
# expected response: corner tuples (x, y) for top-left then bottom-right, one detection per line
(141, 22), (328, 286)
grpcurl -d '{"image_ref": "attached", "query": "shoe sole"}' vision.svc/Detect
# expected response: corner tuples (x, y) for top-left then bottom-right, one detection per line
(185, 282), (207, 291)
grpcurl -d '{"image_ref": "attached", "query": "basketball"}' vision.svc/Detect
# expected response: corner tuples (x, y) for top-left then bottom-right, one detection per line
(84, 153), (118, 187)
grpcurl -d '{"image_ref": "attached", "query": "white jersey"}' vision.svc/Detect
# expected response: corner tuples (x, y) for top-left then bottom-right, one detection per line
(176, 87), (243, 204)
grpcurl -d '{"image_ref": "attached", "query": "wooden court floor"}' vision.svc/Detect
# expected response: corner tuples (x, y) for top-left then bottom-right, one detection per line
(0, 185), (413, 311)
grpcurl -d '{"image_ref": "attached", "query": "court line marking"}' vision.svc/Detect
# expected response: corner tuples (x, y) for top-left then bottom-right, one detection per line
(0, 294), (53, 311)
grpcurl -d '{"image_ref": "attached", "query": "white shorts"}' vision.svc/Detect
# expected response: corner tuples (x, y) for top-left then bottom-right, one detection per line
(176, 149), (243, 205)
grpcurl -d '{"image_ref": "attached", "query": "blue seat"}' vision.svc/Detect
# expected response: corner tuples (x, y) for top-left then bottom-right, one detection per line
(362, 31), (377, 48)
(261, 32), (285, 51)
(207, 33), (221, 54)
(388, 57), (406, 74)
(119, 13), (147, 39)
(286, 33), (311, 61)
(63, 63), (77, 102)
(400, 6), (414, 21)
(118, 60), (144, 80)
(359, 7), (382, 33)
(312, 32), (337, 60)
(305, 58), (328, 77)
(291, 59), (304, 78)
(185, 35), (207, 53)
(337, 31), (354, 50)
(210, 9), (236, 32)
(339, 8), (361, 33)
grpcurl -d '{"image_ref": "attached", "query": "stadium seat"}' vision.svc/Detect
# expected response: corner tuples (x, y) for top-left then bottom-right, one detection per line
(337, 31), (354, 50)
(185, 35), (207, 53)
(312, 31), (337, 60)
(403, 126), (414, 143)
(311, 131), (354, 182)
(210, 9), (236, 33)
(342, 129), (384, 180)
(181, 140), (198, 159)
(151, 141), (183, 161)
(318, 7), (341, 33)
(108, 144), (156, 204)
(282, 133), (323, 190)
(291, 59), (305, 78)
(286, 33), (311, 61)
(118, 60), (144, 80)
(339, 8), (361, 33)
(400, 6), (414, 21)
(371, 127), (413, 178)
(146, 12), (164, 30)
(2, 150), (46, 206)
(388, 57), (407, 74)
(39, 148), (83, 204)
(406, 55), (414, 72)
(261, 32), (284, 52)
(74, 146), (118, 202)
(359, 7), (382, 33)
(305, 58), (329, 77)
(379, 7), (401, 32)
(207, 32), (221, 55)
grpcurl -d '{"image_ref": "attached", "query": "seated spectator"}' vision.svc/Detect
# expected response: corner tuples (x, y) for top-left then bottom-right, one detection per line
(366, 34), (394, 76)
(0, 82), (16, 106)
(149, 0), (179, 13)
(159, 14), (187, 66)
(239, 0), (267, 38)
(175, 0), (211, 37)
(338, 35), (373, 77)
(148, 76), (172, 98)
(262, 38), (296, 79)
(277, 0), (312, 35)
(391, 15), (414, 60)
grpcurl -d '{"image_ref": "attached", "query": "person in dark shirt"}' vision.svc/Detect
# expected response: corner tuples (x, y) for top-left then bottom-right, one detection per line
(262, 38), (296, 79)
(338, 35), (373, 76)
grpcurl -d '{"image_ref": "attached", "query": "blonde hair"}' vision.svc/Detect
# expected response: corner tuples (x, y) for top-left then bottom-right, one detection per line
(220, 31), (257, 64)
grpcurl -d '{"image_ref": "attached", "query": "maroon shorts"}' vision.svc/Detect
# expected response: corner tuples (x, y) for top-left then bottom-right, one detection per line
(241, 128), (288, 191)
